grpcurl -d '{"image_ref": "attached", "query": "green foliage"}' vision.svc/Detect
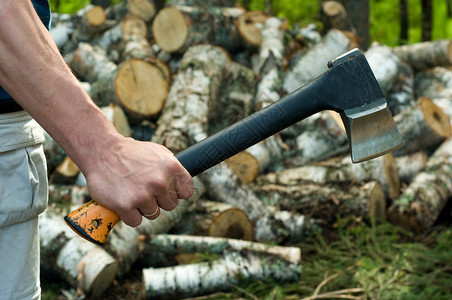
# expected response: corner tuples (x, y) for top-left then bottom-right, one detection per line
(208, 218), (452, 299)
(48, 0), (123, 14)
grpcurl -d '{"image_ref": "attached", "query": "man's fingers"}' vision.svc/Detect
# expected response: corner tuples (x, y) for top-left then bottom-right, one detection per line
(120, 209), (143, 227)
(140, 205), (160, 220)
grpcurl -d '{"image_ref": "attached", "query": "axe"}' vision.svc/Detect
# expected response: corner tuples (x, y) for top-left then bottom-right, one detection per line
(65, 49), (403, 245)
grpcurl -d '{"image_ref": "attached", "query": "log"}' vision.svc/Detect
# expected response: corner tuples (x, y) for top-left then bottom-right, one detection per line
(395, 151), (428, 184)
(71, 5), (109, 44)
(393, 97), (451, 156)
(283, 29), (354, 93)
(386, 60), (415, 115)
(256, 153), (400, 200)
(89, 58), (170, 121)
(152, 6), (267, 53)
(414, 67), (452, 100)
(127, 0), (161, 22)
(49, 156), (80, 185)
(167, 0), (236, 6)
(103, 221), (140, 278)
(68, 42), (117, 83)
(152, 44), (230, 152)
(94, 14), (148, 52)
(40, 208), (118, 297)
(388, 137), (452, 232)
(365, 42), (403, 96)
(100, 104), (132, 137)
(322, 1), (356, 36)
(141, 235), (301, 299)
(251, 181), (387, 222)
(48, 184), (91, 207)
(285, 111), (349, 167)
(209, 61), (256, 133)
(253, 17), (286, 110)
(118, 34), (154, 62)
(392, 39), (452, 70)
(169, 200), (254, 241)
(50, 13), (74, 50)
(200, 162), (311, 242)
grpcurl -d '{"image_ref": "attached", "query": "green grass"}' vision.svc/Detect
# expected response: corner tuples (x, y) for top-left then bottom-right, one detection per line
(213, 217), (452, 299)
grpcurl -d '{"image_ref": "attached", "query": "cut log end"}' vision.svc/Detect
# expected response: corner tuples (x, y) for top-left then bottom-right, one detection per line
(115, 59), (169, 117)
(127, 0), (157, 22)
(236, 11), (269, 46)
(226, 151), (259, 184)
(152, 7), (188, 53)
(420, 96), (452, 138)
(121, 14), (148, 39)
(86, 6), (107, 27)
(208, 207), (253, 241)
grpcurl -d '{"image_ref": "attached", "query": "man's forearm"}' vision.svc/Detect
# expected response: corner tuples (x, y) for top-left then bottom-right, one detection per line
(0, 1), (122, 174)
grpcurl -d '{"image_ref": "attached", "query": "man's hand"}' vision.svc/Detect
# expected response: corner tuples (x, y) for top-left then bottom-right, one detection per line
(84, 137), (193, 227)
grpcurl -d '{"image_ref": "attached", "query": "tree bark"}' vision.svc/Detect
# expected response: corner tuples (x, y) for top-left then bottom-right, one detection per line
(93, 14), (148, 52)
(365, 42), (403, 96)
(386, 61), (415, 115)
(256, 153), (399, 199)
(421, 0), (432, 41)
(40, 208), (118, 297)
(414, 67), (452, 100)
(393, 97), (451, 156)
(49, 156), (80, 185)
(152, 6), (255, 53)
(252, 180), (387, 223)
(152, 45), (230, 152)
(345, 0), (370, 50)
(392, 40), (452, 71)
(399, 0), (409, 44)
(169, 200), (254, 241)
(200, 163), (310, 242)
(283, 29), (354, 93)
(141, 235), (301, 299)
(388, 138), (452, 232)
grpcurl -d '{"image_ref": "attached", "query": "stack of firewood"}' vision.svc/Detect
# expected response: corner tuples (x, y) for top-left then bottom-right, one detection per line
(41, 0), (452, 298)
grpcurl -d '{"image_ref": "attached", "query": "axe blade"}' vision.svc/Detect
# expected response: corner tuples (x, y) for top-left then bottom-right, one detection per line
(340, 98), (403, 163)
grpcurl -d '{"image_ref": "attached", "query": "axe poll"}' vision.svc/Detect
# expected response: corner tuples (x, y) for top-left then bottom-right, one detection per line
(65, 48), (403, 245)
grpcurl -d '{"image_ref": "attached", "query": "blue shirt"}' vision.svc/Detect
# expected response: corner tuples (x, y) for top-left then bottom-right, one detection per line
(0, 0), (51, 100)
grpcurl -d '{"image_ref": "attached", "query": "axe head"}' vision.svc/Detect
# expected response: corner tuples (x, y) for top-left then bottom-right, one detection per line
(327, 49), (403, 163)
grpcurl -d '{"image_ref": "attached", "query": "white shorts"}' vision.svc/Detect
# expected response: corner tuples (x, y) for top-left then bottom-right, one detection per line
(0, 111), (48, 300)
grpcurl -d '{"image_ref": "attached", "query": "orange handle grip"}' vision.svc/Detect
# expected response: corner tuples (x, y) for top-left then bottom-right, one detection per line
(64, 200), (120, 245)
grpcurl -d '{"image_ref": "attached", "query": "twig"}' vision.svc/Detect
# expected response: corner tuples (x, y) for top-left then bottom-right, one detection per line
(313, 271), (342, 296)
(302, 288), (365, 300)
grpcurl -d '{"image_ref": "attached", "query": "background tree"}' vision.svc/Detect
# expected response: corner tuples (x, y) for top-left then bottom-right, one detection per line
(399, 0), (409, 44)
(421, 0), (432, 41)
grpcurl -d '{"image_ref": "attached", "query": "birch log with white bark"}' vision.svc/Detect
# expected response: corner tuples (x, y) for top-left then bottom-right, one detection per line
(283, 29), (354, 93)
(386, 61), (415, 115)
(388, 138), (452, 232)
(252, 181), (387, 222)
(414, 67), (452, 100)
(201, 163), (310, 242)
(152, 45), (230, 152)
(171, 200), (254, 240)
(152, 6), (254, 53)
(39, 209), (117, 297)
(256, 153), (399, 200)
(392, 39), (452, 71)
(141, 235), (301, 299)
(365, 42), (403, 96)
(393, 97), (451, 156)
